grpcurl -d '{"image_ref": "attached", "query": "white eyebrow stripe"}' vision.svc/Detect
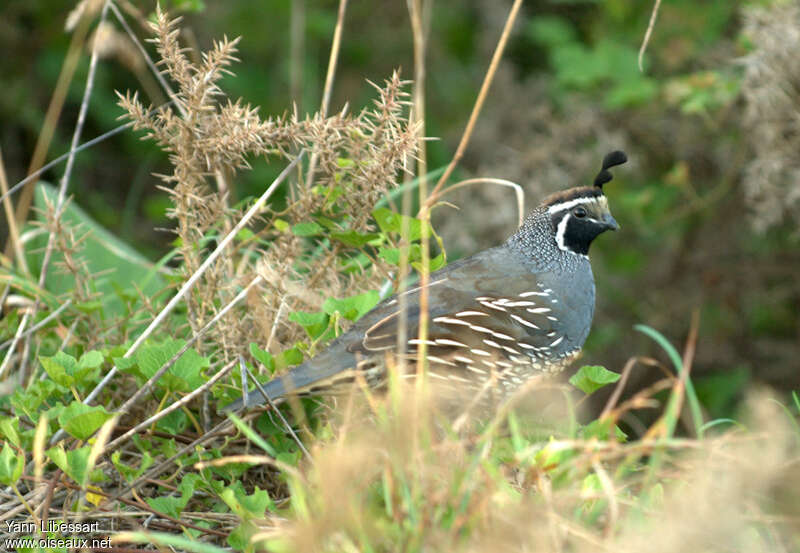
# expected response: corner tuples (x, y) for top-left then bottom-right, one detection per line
(547, 196), (598, 214)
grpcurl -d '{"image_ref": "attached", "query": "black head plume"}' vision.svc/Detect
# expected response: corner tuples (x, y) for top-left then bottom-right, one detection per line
(593, 150), (628, 189)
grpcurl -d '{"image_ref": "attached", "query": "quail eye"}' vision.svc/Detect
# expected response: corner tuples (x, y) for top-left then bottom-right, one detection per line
(573, 206), (587, 218)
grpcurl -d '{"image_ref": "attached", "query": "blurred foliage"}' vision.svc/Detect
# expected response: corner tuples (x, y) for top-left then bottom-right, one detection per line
(0, 0), (798, 424)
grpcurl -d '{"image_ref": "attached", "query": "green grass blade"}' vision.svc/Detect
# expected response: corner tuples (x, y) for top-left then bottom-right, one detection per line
(634, 324), (705, 438)
(227, 413), (277, 456)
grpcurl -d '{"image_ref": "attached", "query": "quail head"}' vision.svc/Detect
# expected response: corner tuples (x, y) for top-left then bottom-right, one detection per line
(225, 151), (627, 411)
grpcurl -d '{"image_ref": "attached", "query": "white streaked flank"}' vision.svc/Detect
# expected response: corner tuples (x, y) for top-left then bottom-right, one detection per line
(510, 313), (539, 329)
(519, 291), (549, 297)
(455, 310), (488, 317)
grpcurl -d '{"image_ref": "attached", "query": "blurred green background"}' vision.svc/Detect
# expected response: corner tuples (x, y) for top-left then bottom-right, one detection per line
(1, 0), (798, 421)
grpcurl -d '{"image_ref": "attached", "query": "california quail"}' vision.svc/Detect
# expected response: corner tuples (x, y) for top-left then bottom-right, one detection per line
(225, 151), (627, 411)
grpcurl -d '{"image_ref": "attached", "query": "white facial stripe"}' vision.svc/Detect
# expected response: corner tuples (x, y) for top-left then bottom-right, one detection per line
(555, 213), (570, 251)
(547, 196), (597, 214)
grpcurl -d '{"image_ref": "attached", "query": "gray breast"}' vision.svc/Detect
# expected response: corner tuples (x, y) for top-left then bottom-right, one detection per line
(534, 256), (595, 356)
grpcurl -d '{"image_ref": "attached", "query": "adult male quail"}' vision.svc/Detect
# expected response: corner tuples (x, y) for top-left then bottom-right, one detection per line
(226, 151), (627, 411)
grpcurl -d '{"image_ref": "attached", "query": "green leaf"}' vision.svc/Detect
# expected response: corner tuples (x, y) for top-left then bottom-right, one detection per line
(372, 207), (424, 241)
(534, 436), (575, 469)
(147, 473), (199, 518)
(10, 380), (58, 419)
(0, 417), (21, 448)
(249, 343), (275, 373)
(634, 324), (704, 437)
(277, 347), (304, 369)
(156, 409), (189, 435)
(219, 481), (273, 519)
(40, 352), (78, 388)
(569, 365), (621, 395)
(330, 229), (381, 247)
(580, 418), (627, 441)
(47, 444), (91, 485)
(0, 443), (24, 485)
(119, 339), (210, 393)
(58, 401), (115, 441)
(323, 290), (380, 322)
(412, 251), (446, 273)
(77, 350), (104, 374)
(429, 252), (446, 272)
(112, 450), (154, 483)
(288, 311), (331, 340)
(40, 350), (104, 389)
(227, 413), (277, 456)
(314, 215), (339, 231)
(291, 221), (324, 237)
(236, 227), (255, 241)
(273, 218), (289, 232)
(378, 244), (423, 266)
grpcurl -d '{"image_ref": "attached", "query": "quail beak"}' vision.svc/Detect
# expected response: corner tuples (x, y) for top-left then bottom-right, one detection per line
(603, 213), (620, 231)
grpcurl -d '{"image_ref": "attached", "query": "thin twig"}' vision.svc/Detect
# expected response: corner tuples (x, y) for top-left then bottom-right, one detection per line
(437, 177), (525, 228)
(0, 121), (136, 205)
(600, 357), (638, 419)
(10, 1), (95, 244)
(638, 0), (662, 71)
(0, 148), (29, 275)
(423, 0), (523, 209)
(266, 299), (287, 353)
(23, 1), (112, 379)
(0, 299), (72, 352)
(242, 360), (312, 460)
(0, 313), (30, 379)
(104, 358), (236, 453)
(408, 0), (430, 402)
(305, 0), (348, 187)
(113, 417), (236, 500)
(108, 1), (188, 118)
(413, 0), (522, 390)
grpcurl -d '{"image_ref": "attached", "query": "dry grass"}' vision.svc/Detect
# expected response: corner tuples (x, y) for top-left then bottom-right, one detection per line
(239, 384), (800, 553)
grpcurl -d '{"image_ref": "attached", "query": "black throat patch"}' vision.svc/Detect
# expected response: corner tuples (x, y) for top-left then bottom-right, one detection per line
(551, 209), (609, 256)
(562, 215), (596, 255)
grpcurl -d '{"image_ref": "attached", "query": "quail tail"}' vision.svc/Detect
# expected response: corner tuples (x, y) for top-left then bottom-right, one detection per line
(223, 338), (358, 412)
